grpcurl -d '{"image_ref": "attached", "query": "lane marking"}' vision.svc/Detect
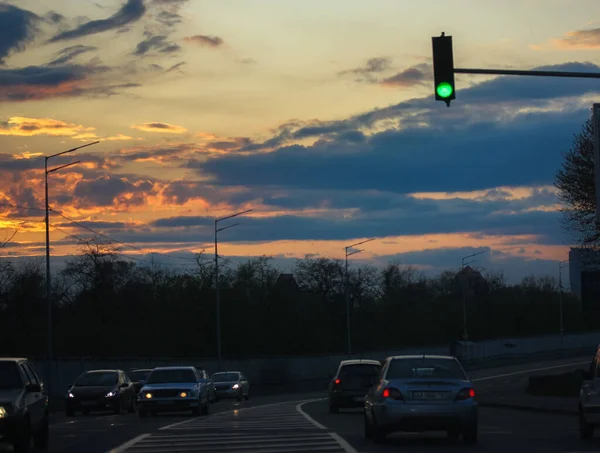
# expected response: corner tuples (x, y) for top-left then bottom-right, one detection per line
(329, 432), (361, 453)
(296, 399), (328, 430)
(104, 433), (150, 453)
(471, 361), (589, 382)
(158, 397), (326, 430)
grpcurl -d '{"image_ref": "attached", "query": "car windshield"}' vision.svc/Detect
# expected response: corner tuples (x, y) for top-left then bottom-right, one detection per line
(0, 362), (23, 389)
(339, 364), (380, 378)
(129, 370), (151, 381)
(146, 369), (196, 384)
(387, 358), (467, 380)
(212, 372), (239, 382)
(75, 371), (118, 387)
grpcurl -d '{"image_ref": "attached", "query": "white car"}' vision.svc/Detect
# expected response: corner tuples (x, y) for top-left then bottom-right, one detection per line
(579, 349), (600, 439)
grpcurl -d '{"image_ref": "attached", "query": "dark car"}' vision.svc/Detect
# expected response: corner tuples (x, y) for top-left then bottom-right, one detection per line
(328, 359), (381, 413)
(129, 369), (153, 395)
(0, 358), (49, 452)
(211, 371), (250, 401)
(65, 369), (136, 416)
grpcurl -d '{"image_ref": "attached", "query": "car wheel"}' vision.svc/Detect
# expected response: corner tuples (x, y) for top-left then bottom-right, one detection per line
(138, 409), (147, 418)
(202, 400), (210, 415)
(364, 413), (373, 439)
(244, 393), (249, 401)
(13, 417), (31, 453)
(113, 399), (123, 415)
(580, 409), (594, 439)
(128, 398), (136, 414)
(328, 401), (339, 414)
(371, 414), (386, 444)
(33, 416), (49, 449)
(462, 423), (478, 445)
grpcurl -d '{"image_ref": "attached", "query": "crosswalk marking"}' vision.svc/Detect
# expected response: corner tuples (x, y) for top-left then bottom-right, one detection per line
(112, 400), (355, 452)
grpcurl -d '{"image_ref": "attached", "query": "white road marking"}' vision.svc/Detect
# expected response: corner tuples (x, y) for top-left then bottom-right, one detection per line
(329, 432), (361, 453)
(104, 434), (150, 453)
(471, 361), (589, 382)
(296, 399), (328, 429)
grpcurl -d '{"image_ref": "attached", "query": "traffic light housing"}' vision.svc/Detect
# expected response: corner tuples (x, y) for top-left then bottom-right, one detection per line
(432, 33), (455, 107)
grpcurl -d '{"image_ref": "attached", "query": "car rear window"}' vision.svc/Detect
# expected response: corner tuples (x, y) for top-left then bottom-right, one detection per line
(386, 358), (466, 380)
(339, 364), (381, 378)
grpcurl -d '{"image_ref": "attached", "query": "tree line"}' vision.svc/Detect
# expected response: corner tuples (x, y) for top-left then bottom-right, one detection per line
(0, 241), (593, 359)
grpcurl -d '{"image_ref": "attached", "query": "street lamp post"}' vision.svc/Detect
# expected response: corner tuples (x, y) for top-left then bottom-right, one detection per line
(559, 260), (569, 337)
(459, 250), (486, 342)
(214, 209), (252, 371)
(343, 238), (375, 358)
(44, 141), (98, 396)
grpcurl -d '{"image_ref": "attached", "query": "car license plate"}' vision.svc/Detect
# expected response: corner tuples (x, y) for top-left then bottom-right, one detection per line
(353, 396), (365, 402)
(158, 400), (173, 405)
(413, 392), (446, 400)
(81, 401), (96, 406)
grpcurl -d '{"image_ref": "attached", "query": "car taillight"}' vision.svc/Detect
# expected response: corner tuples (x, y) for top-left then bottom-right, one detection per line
(455, 388), (476, 401)
(382, 387), (403, 401)
(334, 379), (341, 385)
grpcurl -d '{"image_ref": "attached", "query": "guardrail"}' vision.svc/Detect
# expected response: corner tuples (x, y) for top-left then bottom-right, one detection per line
(33, 331), (600, 400)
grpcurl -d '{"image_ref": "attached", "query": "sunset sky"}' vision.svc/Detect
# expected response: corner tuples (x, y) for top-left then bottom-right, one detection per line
(1, 0), (600, 283)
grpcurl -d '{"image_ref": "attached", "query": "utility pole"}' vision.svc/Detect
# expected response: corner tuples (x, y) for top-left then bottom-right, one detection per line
(559, 260), (569, 338)
(214, 209), (252, 371)
(44, 141), (98, 397)
(460, 250), (486, 342)
(343, 238), (375, 358)
(593, 104), (600, 225)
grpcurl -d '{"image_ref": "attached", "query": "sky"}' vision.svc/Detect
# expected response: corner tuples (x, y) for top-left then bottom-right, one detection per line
(1, 0), (600, 284)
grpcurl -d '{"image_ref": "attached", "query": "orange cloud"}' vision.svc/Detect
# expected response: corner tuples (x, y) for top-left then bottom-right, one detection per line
(531, 28), (600, 50)
(131, 122), (188, 134)
(184, 35), (224, 48)
(0, 117), (94, 137)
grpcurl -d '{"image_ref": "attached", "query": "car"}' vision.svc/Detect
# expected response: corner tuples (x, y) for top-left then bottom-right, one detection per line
(364, 355), (478, 444)
(328, 359), (381, 413)
(579, 348), (600, 439)
(211, 371), (249, 401)
(65, 369), (136, 416)
(0, 358), (49, 452)
(137, 366), (210, 417)
(128, 369), (153, 395)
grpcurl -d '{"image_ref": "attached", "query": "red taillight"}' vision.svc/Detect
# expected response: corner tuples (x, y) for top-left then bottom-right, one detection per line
(334, 379), (341, 385)
(382, 387), (403, 400)
(456, 388), (476, 401)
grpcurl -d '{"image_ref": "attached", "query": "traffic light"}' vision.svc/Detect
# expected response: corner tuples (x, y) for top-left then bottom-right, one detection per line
(432, 33), (455, 107)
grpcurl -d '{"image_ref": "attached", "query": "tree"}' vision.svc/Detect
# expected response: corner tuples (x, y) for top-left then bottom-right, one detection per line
(555, 114), (597, 244)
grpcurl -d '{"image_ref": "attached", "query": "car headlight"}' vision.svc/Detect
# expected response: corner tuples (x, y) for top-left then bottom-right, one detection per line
(0, 407), (6, 418)
(67, 392), (74, 398)
(144, 393), (153, 399)
(105, 389), (119, 398)
(232, 383), (239, 389)
(179, 392), (188, 398)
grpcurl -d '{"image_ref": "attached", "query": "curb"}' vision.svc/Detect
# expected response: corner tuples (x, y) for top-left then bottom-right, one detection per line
(479, 401), (578, 416)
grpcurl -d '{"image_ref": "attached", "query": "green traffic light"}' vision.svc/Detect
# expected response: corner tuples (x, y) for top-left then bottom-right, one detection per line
(436, 82), (453, 98)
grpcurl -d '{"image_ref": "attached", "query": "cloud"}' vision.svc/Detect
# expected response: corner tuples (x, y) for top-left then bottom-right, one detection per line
(48, 0), (146, 43)
(48, 45), (98, 66)
(133, 35), (181, 56)
(184, 35), (224, 48)
(71, 175), (158, 208)
(380, 63), (431, 88)
(131, 122), (187, 133)
(0, 3), (39, 63)
(533, 28), (600, 50)
(0, 117), (94, 137)
(338, 57), (392, 83)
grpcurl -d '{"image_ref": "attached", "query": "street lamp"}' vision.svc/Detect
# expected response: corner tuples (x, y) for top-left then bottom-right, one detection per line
(344, 238), (375, 357)
(559, 260), (569, 337)
(459, 250), (486, 341)
(44, 141), (98, 395)
(214, 209), (252, 371)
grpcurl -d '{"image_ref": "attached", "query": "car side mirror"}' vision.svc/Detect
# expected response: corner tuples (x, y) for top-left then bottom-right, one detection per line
(120, 382), (129, 388)
(26, 383), (41, 393)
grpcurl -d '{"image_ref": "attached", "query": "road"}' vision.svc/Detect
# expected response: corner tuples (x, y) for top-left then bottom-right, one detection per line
(30, 356), (597, 453)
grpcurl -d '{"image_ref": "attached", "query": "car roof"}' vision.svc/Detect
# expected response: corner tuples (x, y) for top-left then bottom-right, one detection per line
(213, 370), (240, 373)
(130, 368), (153, 372)
(152, 366), (196, 371)
(386, 355), (456, 361)
(0, 357), (28, 362)
(85, 369), (120, 373)
(340, 359), (381, 366)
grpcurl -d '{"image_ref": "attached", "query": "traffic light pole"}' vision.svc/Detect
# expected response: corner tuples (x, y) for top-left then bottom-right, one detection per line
(453, 68), (600, 79)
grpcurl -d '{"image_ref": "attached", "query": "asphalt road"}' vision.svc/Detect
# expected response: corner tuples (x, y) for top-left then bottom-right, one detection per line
(302, 401), (600, 453)
(11, 355), (593, 453)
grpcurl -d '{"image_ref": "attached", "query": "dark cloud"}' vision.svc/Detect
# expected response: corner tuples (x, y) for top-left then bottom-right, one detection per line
(133, 35), (181, 56)
(55, 220), (128, 230)
(381, 63), (431, 87)
(48, 0), (146, 43)
(72, 175), (156, 207)
(338, 57), (392, 83)
(48, 45), (98, 66)
(43, 11), (65, 25)
(0, 4), (39, 63)
(184, 35), (224, 47)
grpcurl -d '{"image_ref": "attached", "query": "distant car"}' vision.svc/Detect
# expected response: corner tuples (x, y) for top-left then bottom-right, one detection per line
(137, 366), (210, 417)
(65, 369), (136, 416)
(211, 371), (249, 401)
(579, 348), (600, 439)
(328, 359), (381, 413)
(129, 369), (153, 395)
(0, 358), (49, 453)
(364, 355), (478, 444)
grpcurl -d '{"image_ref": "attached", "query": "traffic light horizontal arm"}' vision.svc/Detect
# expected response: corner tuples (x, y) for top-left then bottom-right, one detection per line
(454, 68), (600, 79)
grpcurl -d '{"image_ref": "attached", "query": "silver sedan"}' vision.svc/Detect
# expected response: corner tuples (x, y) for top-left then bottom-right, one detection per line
(364, 355), (478, 444)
